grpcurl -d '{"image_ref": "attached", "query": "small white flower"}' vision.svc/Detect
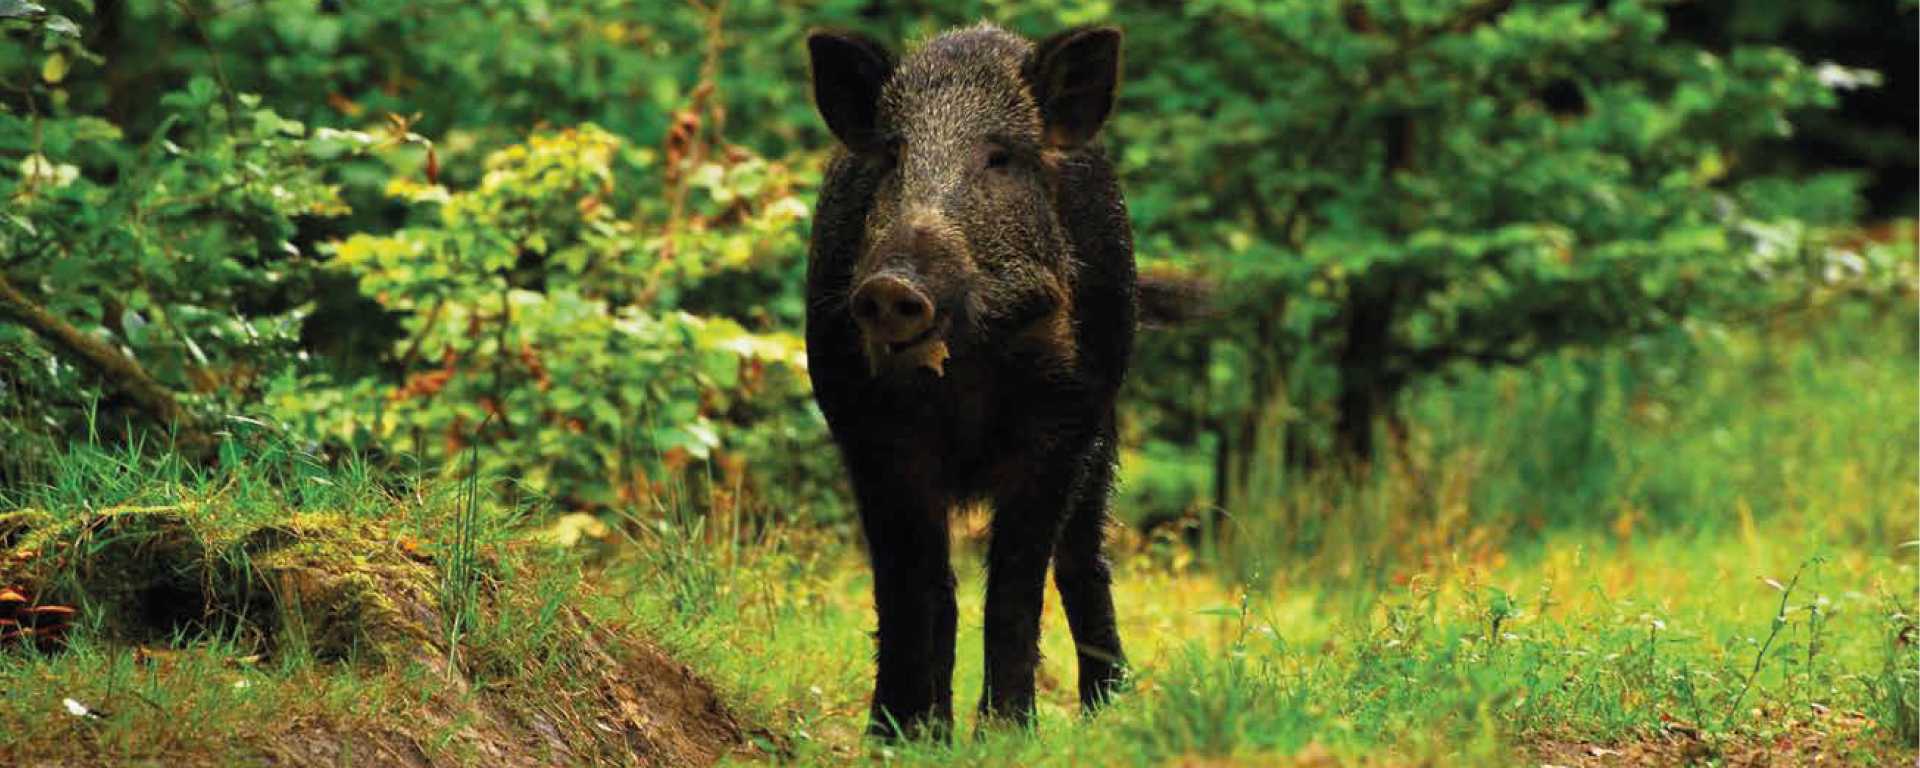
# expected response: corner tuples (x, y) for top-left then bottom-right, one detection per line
(18, 154), (79, 188)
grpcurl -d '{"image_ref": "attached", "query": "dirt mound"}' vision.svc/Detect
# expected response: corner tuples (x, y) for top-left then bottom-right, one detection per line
(0, 507), (754, 767)
(252, 624), (748, 768)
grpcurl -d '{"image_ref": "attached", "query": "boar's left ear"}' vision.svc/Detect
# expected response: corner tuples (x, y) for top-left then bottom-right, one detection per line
(808, 29), (895, 153)
(1025, 26), (1123, 150)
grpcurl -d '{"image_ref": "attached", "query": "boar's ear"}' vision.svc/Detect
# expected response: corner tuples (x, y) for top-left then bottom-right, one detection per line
(807, 29), (894, 153)
(1026, 26), (1122, 149)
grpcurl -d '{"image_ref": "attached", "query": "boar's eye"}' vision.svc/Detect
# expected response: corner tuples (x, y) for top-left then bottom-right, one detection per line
(984, 146), (1012, 171)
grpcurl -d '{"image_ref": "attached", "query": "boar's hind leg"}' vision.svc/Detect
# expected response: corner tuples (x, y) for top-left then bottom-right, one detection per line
(1053, 425), (1127, 712)
(857, 476), (957, 741)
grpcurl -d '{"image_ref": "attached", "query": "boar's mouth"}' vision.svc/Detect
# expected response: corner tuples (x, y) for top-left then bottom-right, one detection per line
(884, 322), (940, 355)
(864, 313), (953, 378)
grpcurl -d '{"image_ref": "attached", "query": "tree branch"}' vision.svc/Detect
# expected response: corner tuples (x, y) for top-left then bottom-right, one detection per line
(0, 272), (214, 453)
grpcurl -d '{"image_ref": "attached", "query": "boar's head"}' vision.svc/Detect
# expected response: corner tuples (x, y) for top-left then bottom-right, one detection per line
(807, 24), (1122, 377)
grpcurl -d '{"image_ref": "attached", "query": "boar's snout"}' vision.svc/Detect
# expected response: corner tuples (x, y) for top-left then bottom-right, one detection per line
(850, 272), (936, 346)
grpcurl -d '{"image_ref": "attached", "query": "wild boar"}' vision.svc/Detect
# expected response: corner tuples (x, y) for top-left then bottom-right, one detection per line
(805, 22), (1138, 738)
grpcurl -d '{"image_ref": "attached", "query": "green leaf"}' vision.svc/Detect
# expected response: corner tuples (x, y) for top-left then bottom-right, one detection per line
(42, 13), (77, 36)
(0, 0), (47, 20)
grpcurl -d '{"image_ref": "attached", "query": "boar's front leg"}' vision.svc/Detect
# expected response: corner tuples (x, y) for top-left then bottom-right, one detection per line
(852, 462), (957, 741)
(979, 438), (1093, 727)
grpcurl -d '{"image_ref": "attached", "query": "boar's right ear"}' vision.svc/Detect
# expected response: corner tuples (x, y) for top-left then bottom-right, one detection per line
(807, 30), (894, 153)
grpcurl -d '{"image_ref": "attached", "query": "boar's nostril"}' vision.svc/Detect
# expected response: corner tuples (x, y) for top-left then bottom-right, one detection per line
(849, 274), (936, 345)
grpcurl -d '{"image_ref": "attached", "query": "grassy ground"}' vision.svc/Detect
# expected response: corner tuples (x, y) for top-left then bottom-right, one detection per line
(613, 299), (1917, 766)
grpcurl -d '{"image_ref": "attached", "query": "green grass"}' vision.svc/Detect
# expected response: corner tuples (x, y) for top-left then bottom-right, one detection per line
(611, 520), (1909, 765)
(610, 300), (1916, 766)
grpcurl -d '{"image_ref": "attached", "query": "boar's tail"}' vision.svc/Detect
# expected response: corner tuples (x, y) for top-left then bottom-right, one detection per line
(1136, 271), (1213, 328)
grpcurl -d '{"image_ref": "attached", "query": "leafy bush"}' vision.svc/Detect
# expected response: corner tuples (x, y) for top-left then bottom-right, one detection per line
(1, 4), (843, 520)
(1, 7), (379, 476)
(302, 124), (831, 515)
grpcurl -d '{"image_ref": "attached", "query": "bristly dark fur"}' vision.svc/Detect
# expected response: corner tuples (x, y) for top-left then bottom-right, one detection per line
(805, 22), (1133, 739)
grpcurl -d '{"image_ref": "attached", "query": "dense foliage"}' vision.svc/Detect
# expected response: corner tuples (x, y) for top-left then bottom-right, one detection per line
(0, 0), (1911, 526)
(312, 124), (827, 512)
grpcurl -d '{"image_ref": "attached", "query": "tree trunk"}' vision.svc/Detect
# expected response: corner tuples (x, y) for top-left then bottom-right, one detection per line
(1335, 281), (1393, 462)
(1333, 111), (1417, 464)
